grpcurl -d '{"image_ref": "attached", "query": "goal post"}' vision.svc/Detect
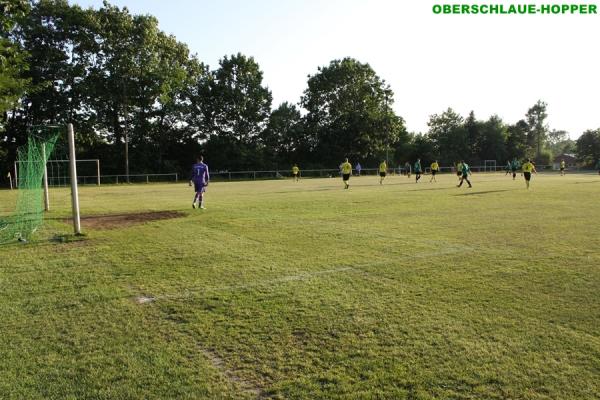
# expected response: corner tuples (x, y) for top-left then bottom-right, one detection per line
(68, 123), (81, 235)
(484, 160), (497, 172)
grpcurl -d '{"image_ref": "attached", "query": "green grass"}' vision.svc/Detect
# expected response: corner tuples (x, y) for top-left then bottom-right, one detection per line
(1, 172), (600, 399)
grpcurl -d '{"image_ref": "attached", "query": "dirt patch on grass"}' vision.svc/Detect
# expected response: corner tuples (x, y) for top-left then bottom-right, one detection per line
(201, 348), (266, 398)
(66, 211), (185, 230)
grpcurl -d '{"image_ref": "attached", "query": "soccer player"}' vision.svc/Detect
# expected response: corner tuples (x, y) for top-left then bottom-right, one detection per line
(455, 161), (463, 181)
(522, 158), (537, 189)
(189, 156), (209, 209)
(430, 160), (439, 182)
(560, 159), (566, 176)
(404, 161), (411, 178)
(340, 158), (352, 189)
(378, 160), (387, 185)
(510, 158), (520, 180)
(504, 160), (511, 176)
(292, 164), (300, 182)
(355, 162), (362, 176)
(457, 160), (472, 188)
(414, 159), (422, 183)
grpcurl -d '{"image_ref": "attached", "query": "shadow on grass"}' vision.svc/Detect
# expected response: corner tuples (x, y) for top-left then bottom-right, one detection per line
(453, 189), (516, 196)
(0, 233), (89, 250)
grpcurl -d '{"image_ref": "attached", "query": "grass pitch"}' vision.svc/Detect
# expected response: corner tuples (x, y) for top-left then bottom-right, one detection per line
(1, 172), (599, 399)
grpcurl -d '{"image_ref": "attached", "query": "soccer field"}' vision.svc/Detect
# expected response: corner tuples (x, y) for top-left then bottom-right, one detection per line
(1, 172), (599, 399)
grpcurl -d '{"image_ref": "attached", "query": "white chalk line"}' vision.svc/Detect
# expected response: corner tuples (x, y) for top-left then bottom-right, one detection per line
(143, 244), (476, 302)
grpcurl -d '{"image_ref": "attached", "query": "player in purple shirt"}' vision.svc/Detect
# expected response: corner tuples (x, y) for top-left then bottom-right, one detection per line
(189, 156), (209, 209)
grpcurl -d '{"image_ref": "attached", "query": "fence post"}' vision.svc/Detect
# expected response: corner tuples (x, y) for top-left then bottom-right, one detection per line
(116, 175), (119, 184)
(175, 173), (178, 183)
(146, 175), (149, 184)
(97, 160), (100, 186)
(229, 172), (231, 180)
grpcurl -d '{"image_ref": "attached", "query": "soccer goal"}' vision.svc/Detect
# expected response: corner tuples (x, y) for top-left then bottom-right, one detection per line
(15, 159), (100, 187)
(484, 160), (497, 172)
(0, 123), (81, 243)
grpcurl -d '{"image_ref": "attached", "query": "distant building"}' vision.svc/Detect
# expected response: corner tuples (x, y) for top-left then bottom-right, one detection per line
(553, 154), (577, 170)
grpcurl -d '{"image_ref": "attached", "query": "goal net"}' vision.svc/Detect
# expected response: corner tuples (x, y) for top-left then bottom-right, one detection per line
(0, 126), (61, 243)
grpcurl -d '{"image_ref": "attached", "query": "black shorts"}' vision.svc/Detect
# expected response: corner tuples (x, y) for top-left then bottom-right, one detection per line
(524, 172), (531, 181)
(432, 170), (437, 176)
(462, 173), (468, 179)
(456, 171), (461, 176)
(560, 168), (565, 171)
(293, 172), (298, 177)
(343, 174), (350, 181)
(379, 172), (386, 177)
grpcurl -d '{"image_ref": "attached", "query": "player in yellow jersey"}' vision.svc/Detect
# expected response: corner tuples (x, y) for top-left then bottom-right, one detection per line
(522, 158), (537, 189)
(340, 158), (352, 189)
(378, 160), (387, 185)
(430, 160), (439, 182)
(560, 159), (566, 176)
(292, 164), (300, 182)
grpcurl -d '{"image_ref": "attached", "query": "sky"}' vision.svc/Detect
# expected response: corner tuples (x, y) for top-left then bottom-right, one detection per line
(72, 0), (600, 138)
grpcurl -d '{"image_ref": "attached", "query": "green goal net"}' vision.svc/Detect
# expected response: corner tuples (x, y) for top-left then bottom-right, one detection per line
(0, 126), (61, 243)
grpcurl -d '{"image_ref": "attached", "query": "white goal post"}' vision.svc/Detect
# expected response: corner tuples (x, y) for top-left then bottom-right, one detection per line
(484, 160), (497, 172)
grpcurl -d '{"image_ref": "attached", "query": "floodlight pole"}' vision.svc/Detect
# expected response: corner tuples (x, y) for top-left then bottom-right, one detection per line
(123, 79), (130, 184)
(42, 144), (50, 211)
(385, 92), (390, 164)
(67, 123), (81, 235)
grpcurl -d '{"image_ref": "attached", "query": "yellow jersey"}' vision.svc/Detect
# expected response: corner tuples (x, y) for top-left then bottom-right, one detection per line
(560, 161), (566, 168)
(341, 162), (352, 174)
(379, 162), (387, 173)
(522, 162), (536, 173)
(292, 166), (299, 174)
(431, 162), (439, 171)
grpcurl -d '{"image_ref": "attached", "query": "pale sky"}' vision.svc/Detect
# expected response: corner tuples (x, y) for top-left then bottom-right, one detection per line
(73, 0), (600, 138)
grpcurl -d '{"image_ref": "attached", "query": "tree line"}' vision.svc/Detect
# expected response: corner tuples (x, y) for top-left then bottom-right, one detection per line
(2, 0), (600, 183)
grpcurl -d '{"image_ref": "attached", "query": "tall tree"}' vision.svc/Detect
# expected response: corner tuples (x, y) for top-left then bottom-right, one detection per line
(0, 0), (30, 122)
(209, 53), (272, 143)
(259, 102), (305, 168)
(198, 53), (272, 169)
(506, 119), (528, 160)
(576, 129), (600, 166)
(478, 115), (508, 163)
(464, 110), (481, 159)
(426, 108), (468, 164)
(525, 100), (548, 159)
(301, 57), (405, 164)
